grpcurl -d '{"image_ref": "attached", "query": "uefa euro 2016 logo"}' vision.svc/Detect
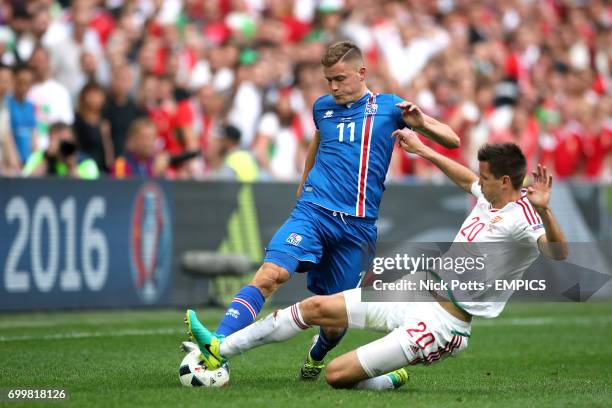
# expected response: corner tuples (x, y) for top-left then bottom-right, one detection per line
(130, 182), (172, 304)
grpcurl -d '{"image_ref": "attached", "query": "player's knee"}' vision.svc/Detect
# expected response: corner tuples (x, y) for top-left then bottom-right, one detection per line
(326, 372), (345, 389)
(300, 295), (327, 322)
(250, 263), (290, 297)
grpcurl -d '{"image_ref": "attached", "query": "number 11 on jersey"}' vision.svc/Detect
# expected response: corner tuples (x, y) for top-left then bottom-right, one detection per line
(337, 122), (356, 142)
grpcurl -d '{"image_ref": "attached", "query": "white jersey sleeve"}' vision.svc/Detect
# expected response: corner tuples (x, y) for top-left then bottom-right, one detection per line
(511, 197), (546, 244)
(470, 180), (483, 198)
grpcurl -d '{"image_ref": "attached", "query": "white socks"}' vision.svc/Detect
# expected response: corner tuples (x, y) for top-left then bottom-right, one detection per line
(218, 304), (398, 392)
(354, 375), (395, 390)
(220, 303), (309, 358)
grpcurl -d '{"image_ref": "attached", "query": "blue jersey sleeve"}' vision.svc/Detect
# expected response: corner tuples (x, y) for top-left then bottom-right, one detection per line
(391, 94), (408, 129)
(312, 95), (327, 130)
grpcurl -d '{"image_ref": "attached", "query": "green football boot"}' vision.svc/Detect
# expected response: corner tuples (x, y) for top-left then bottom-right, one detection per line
(298, 335), (326, 381)
(184, 309), (225, 369)
(387, 367), (410, 389)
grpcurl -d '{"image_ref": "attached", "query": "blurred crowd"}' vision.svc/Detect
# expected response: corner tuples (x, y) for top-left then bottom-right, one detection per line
(0, 0), (610, 182)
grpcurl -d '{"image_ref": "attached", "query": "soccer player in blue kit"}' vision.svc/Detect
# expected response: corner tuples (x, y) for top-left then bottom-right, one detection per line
(186, 41), (460, 379)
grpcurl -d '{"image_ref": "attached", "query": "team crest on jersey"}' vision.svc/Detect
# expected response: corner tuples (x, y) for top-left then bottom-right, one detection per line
(490, 216), (503, 224)
(365, 103), (378, 115)
(286, 233), (302, 246)
(324, 110), (334, 118)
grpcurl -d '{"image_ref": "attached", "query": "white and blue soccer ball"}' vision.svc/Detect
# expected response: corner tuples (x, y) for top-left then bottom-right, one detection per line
(179, 349), (230, 388)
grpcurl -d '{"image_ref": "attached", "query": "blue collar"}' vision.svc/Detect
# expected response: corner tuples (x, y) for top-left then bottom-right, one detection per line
(345, 89), (373, 108)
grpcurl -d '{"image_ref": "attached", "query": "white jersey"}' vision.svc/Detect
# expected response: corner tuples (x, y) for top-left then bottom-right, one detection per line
(443, 181), (546, 318)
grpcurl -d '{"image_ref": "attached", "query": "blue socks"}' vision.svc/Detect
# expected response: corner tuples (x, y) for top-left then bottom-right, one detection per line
(216, 285), (265, 337)
(310, 327), (347, 361)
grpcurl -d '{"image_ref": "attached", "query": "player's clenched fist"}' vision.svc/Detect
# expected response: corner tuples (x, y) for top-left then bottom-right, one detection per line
(393, 128), (425, 155)
(395, 101), (425, 128)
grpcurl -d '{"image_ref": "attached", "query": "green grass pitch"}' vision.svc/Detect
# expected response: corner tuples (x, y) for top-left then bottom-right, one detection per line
(1, 302), (611, 408)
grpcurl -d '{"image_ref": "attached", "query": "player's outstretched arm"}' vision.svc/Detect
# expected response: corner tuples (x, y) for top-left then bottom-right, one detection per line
(528, 164), (569, 260)
(297, 131), (320, 198)
(396, 101), (460, 148)
(394, 128), (478, 193)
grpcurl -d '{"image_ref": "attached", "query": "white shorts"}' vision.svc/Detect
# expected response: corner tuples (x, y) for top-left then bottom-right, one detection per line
(343, 288), (471, 378)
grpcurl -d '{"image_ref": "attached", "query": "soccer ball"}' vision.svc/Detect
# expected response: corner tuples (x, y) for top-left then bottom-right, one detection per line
(178, 349), (230, 388)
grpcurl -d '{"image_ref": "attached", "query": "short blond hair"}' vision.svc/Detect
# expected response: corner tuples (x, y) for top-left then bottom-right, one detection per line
(321, 41), (364, 68)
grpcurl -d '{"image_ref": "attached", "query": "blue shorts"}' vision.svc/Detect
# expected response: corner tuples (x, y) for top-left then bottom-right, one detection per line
(264, 201), (377, 295)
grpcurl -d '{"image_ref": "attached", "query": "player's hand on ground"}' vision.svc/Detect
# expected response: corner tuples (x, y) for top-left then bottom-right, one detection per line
(396, 101), (425, 128)
(393, 128), (426, 155)
(526, 164), (552, 212)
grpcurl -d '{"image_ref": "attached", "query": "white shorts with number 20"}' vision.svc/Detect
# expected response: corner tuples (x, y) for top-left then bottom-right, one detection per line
(343, 288), (471, 377)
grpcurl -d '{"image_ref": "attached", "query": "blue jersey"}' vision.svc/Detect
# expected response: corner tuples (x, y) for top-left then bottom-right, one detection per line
(300, 92), (406, 219)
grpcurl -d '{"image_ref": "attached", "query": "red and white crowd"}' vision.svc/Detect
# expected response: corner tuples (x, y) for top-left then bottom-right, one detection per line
(0, 0), (609, 181)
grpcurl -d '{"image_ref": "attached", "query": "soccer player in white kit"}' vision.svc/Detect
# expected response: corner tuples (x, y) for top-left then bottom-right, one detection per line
(185, 130), (568, 391)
